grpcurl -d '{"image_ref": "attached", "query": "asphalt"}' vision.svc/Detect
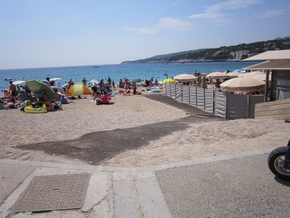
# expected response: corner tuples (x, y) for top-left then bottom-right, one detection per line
(1, 94), (290, 217)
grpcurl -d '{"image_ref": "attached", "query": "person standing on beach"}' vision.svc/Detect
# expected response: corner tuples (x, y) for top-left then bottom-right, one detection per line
(132, 82), (137, 95)
(9, 81), (17, 103)
(100, 79), (105, 93)
(215, 79), (221, 91)
(82, 78), (87, 86)
(68, 78), (74, 89)
(22, 84), (32, 99)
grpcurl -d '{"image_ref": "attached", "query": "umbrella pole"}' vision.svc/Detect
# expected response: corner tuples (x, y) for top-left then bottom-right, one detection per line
(264, 70), (270, 102)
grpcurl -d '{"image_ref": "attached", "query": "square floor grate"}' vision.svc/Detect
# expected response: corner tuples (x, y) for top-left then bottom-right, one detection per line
(11, 173), (91, 213)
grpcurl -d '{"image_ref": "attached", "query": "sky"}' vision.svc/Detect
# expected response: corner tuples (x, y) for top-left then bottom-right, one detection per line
(1, 0), (290, 69)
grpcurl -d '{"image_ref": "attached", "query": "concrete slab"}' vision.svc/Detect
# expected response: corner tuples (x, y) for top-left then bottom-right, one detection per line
(0, 163), (36, 205)
(156, 154), (290, 218)
(113, 179), (142, 218)
(135, 172), (172, 218)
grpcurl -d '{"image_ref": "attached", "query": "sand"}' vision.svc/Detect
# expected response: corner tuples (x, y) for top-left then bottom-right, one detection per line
(1, 93), (290, 168)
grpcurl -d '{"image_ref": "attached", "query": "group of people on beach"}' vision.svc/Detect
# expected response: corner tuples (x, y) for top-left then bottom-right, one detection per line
(1, 77), (71, 111)
(0, 81), (31, 109)
(0, 74), (163, 111)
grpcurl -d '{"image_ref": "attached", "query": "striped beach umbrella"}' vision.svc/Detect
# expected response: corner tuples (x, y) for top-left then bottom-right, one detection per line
(68, 82), (92, 96)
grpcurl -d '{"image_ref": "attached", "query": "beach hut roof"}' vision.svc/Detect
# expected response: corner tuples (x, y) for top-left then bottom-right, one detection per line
(243, 60), (290, 70)
(243, 49), (290, 61)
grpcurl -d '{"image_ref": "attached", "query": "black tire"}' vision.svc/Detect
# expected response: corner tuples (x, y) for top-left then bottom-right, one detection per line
(268, 146), (290, 181)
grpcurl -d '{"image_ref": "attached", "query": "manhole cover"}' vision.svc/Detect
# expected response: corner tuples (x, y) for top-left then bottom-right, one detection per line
(11, 173), (91, 213)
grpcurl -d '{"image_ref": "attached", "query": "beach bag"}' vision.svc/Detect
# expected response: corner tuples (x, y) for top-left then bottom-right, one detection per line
(21, 100), (31, 108)
(96, 99), (102, 105)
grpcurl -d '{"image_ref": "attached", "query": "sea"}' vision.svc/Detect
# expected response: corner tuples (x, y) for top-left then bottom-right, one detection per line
(0, 61), (260, 94)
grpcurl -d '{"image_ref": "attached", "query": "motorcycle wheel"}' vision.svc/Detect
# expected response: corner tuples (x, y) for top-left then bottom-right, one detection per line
(268, 146), (290, 181)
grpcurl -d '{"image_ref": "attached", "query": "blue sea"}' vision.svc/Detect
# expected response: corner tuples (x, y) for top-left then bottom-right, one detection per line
(0, 62), (260, 93)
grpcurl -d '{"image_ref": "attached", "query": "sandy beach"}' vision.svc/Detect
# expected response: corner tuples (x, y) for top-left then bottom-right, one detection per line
(1, 93), (290, 168)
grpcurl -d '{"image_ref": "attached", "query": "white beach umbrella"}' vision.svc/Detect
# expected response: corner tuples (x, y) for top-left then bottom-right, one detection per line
(238, 71), (265, 78)
(62, 83), (69, 89)
(252, 73), (272, 82)
(174, 74), (197, 81)
(220, 77), (265, 91)
(42, 80), (50, 85)
(90, 79), (99, 84)
(206, 71), (229, 79)
(12, 80), (26, 85)
(50, 78), (62, 81)
(227, 72), (243, 78)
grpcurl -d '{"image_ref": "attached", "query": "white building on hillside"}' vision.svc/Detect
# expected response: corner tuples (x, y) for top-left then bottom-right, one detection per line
(236, 50), (250, 59)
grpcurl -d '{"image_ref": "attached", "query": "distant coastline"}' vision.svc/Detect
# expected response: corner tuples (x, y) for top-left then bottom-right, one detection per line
(121, 59), (244, 64)
(121, 37), (290, 64)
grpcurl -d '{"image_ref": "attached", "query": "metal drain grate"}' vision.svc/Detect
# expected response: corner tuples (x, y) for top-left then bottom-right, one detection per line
(11, 173), (91, 213)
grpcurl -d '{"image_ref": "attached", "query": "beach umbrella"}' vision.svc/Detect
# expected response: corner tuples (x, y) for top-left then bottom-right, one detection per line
(42, 80), (50, 86)
(174, 74), (197, 82)
(62, 83), (69, 88)
(50, 86), (62, 93)
(227, 72), (243, 78)
(50, 78), (62, 81)
(67, 82), (92, 96)
(12, 80), (26, 85)
(163, 78), (175, 84)
(90, 79), (99, 84)
(252, 73), (272, 82)
(220, 77), (265, 91)
(26, 80), (57, 100)
(130, 78), (141, 83)
(238, 71), (265, 78)
(206, 71), (229, 79)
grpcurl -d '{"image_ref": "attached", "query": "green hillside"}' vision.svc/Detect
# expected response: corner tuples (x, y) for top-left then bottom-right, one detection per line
(121, 37), (290, 64)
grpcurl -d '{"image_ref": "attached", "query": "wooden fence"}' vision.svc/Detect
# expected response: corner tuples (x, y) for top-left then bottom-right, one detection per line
(255, 98), (290, 120)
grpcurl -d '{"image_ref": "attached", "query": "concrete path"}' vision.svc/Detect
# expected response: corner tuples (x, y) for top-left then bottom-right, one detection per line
(1, 149), (290, 217)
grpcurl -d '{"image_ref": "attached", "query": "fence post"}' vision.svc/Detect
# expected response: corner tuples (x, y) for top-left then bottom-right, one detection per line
(176, 83), (178, 100)
(195, 86), (198, 107)
(225, 92), (228, 119)
(213, 90), (215, 114)
(188, 85), (190, 104)
(180, 84), (182, 101)
(203, 88), (206, 110)
(247, 95), (250, 118)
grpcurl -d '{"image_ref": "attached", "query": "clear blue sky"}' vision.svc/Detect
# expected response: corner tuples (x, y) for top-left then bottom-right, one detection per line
(1, 0), (289, 69)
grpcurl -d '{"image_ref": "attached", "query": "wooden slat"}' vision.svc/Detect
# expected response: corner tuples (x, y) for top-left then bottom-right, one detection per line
(255, 98), (290, 120)
(255, 108), (290, 116)
(255, 104), (290, 111)
(255, 114), (290, 120)
(256, 98), (290, 107)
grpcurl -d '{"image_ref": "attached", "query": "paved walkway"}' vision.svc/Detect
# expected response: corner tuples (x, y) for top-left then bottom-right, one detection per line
(1, 149), (290, 218)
